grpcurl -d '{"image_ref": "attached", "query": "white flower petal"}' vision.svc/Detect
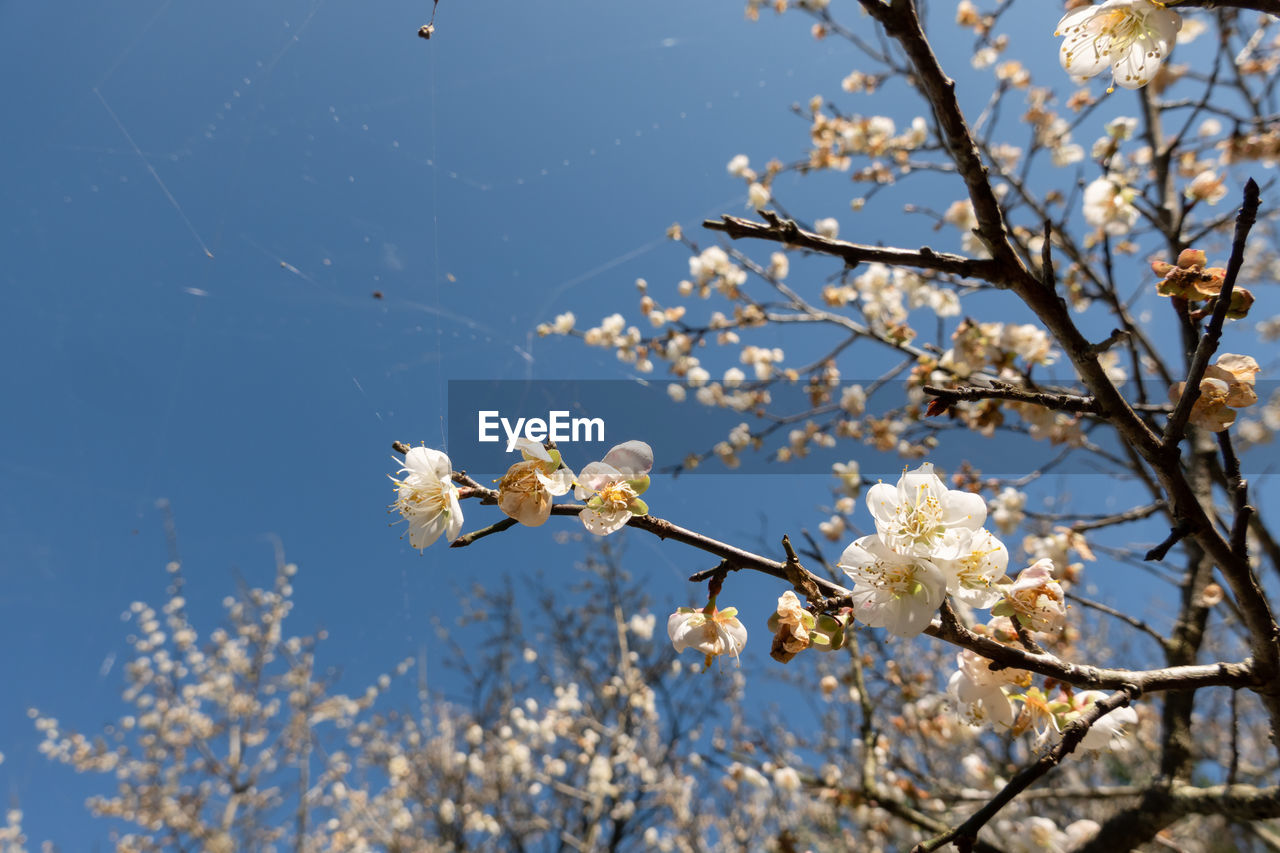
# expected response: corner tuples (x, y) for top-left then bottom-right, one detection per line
(580, 507), (631, 536)
(601, 440), (654, 479)
(575, 461), (624, 498)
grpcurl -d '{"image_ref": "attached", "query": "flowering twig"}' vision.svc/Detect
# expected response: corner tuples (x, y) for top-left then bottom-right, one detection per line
(930, 600), (1251, 693)
(704, 210), (1000, 281)
(910, 685), (1142, 853)
(1162, 178), (1261, 448)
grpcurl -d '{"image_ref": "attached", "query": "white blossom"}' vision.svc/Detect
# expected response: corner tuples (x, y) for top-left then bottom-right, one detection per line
(838, 534), (948, 637)
(1056, 0), (1182, 92)
(668, 606), (748, 665)
(866, 463), (987, 561)
(391, 447), (464, 550)
(574, 441), (653, 535)
(1082, 176), (1139, 235)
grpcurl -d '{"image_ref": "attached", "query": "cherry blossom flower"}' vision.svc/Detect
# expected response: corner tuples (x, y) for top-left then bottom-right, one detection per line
(1055, 0), (1182, 93)
(1185, 170), (1228, 205)
(1152, 248), (1227, 300)
(1082, 176), (1139, 235)
(497, 439), (574, 527)
(1065, 690), (1140, 751)
(573, 440), (653, 536)
(866, 463), (987, 561)
(948, 668), (1015, 729)
(1169, 353), (1261, 432)
(390, 446), (463, 550)
(838, 534), (948, 637)
(996, 559), (1067, 632)
(767, 590), (812, 663)
(668, 604), (748, 667)
(934, 527), (1009, 609)
(995, 815), (1096, 853)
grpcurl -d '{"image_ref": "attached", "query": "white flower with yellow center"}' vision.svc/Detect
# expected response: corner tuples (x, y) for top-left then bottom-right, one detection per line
(838, 534), (948, 637)
(866, 463), (987, 561)
(934, 527), (1009, 609)
(574, 440), (653, 536)
(390, 446), (463, 550)
(667, 604), (748, 667)
(1056, 0), (1182, 93)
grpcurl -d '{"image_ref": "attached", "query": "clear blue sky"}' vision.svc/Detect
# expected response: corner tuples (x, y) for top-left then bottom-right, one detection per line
(1, 0), (1271, 845)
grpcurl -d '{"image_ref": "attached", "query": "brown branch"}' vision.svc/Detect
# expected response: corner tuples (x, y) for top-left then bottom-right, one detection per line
(1163, 179), (1261, 447)
(1146, 520), (1194, 561)
(911, 686), (1143, 853)
(1078, 783), (1280, 852)
(859, 3), (1280, 708)
(415, 444), (1259, 696)
(704, 210), (1000, 281)
(450, 516), (517, 547)
(1170, 0), (1280, 14)
(922, 383), (1100, 415)
(929, 601), (1253, 693)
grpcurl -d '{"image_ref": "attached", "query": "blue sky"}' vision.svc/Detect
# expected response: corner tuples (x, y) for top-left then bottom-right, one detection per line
(2, 0), (1273, 845)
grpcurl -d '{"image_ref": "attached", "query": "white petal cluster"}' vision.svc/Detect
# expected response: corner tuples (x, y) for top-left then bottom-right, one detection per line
(1082, 176), (1139, 235)
(838, 463), (1008, 637)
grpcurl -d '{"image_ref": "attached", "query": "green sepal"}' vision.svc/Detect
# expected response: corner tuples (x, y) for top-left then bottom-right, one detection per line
(628, 498), (649, 516)
(815, 614), (841, 634)
(627, 475), (650, 496)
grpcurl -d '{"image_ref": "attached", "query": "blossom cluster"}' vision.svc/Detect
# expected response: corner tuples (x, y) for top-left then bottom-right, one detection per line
(390, 439), (654, 546)
(837, 462), (1009, 637)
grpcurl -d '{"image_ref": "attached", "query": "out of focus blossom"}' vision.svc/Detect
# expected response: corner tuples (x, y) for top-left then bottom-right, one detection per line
(1082, 176), (1138, 235)
(1065, 690), (1139, 751)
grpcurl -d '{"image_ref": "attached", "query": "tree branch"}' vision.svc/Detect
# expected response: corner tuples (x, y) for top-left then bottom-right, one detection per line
(911, 686), (1143, 853)
(704, 211), (1000, 280)
(923, 383), (1100, 415)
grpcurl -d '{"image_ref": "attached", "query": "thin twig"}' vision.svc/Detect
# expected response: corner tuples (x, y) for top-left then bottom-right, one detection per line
(704, 211), (1001, 281)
